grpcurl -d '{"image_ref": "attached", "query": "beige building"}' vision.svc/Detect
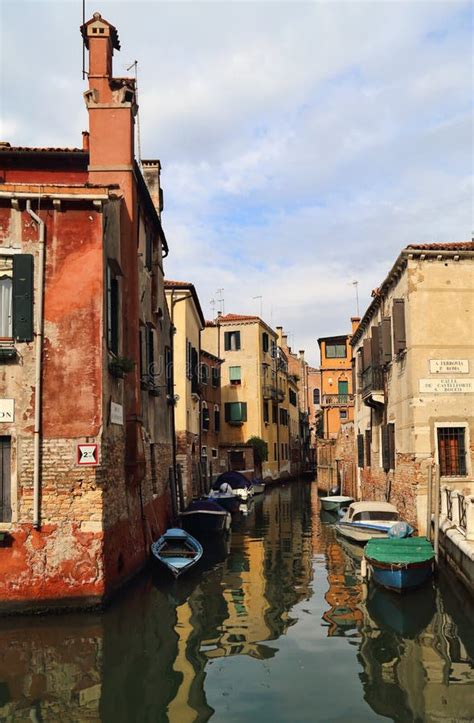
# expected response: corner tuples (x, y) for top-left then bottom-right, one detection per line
(165, 281), (205, 501)
(351, 241), (474, 533)
(202, 314), (290, 480)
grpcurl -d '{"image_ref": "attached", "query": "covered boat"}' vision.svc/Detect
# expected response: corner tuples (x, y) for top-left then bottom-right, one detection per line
(179, 499), (231, 536)
(151, 528), (203, 578)
(320, 495), (354, 512)
(364, 537), (435, 593)
(211, 471), (253, 501)
(335, 501), (412, 544)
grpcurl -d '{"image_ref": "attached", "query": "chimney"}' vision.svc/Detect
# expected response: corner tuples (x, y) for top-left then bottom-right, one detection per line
(299, 349), (305, 361)
(351, 316), (361, 335)
(275, 326), (283, 344)
(82, 131), (90, 151)
(142, 160), (163, 217)
(81, 13), (136, 175)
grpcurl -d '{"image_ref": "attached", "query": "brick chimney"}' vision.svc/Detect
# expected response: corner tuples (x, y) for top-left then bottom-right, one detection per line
(142, 160), (164, 218)
(81, 12), (136, 174)
(350, 316), (361, 335)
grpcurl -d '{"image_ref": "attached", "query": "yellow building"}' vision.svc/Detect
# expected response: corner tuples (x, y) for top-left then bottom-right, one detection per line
(165, 280), (205, 501)
(202, 314), (290, 481)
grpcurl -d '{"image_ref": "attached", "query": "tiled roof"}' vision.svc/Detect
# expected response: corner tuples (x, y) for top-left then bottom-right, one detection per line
(164, 279), (193, 288)
(218, 313), (260, 322)
(407, 241), (473, 251)
(0, 145), (85, 153)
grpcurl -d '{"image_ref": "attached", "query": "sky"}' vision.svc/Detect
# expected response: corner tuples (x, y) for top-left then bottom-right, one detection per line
(1, 0), (472, 365)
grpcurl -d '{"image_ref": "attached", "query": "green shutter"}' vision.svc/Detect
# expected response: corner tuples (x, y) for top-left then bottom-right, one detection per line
(229, 366), (241, 381)
(12, 254), (34, 342)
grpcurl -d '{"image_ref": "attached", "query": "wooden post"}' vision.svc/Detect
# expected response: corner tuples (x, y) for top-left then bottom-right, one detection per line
(176, 463), (185, 512)
(208, 461), (213, 494)
(169, 467), (178, 522)
(433, 464), (440, 563)
(426, 464), (433, 541)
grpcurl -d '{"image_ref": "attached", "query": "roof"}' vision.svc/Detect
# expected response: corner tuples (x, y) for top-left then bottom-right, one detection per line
(164, 280), (205, 328)
(317, 334), (349, 345)
(352, 241), (474, 345)
(0, 182), (115, 197)
(80, 12), (121, 51)
(200, 348), (223, 363)
(218, 313), (260, 322)
(0, 145), (85, 154)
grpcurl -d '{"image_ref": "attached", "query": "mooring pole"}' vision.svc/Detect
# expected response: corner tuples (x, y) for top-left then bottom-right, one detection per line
(426, 464), (433, 541)
(433, 464), (441, 563)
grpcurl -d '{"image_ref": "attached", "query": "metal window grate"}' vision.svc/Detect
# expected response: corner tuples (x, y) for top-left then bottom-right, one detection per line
(438, 427), (467, 477)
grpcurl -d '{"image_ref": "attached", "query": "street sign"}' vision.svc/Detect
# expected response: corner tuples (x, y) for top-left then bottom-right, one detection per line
(77, 444), (99, 466)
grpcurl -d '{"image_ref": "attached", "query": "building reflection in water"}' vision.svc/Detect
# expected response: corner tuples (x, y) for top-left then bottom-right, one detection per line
(319, 511), (474, 723)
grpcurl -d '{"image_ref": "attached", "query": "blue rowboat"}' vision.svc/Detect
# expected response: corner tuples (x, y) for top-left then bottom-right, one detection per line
(179, 499), (231, 537)
(151, 528), (203, 578)
(364, 537), (435, 593)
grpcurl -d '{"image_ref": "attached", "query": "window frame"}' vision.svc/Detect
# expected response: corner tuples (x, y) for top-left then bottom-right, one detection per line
(224, 330), (241, 351)
(435, 423), (469, 478)
(325, 342), (346, 359)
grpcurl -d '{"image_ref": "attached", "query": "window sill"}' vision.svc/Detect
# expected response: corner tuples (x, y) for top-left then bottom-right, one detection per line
(0, 345), (17, 361)
(227, 420), (244, 426)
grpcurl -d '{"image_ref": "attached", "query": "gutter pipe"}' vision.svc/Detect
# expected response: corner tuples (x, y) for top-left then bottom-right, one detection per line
(26, 199), (45, 530)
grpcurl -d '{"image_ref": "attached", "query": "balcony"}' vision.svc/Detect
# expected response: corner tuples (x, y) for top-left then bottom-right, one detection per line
(361, 366), (385, 407)
(321, 393), (354, 407)
(262, 385), (285, 403)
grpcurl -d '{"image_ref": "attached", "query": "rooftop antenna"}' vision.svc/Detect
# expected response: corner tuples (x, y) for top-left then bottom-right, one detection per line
(252, 295), (263, 318)
(82, 0), (87, 79)
(126, 60), (142, 165)
(350, 280), (360, 316)
(216, 288), (225, 315)
(210, 298), (216, 316)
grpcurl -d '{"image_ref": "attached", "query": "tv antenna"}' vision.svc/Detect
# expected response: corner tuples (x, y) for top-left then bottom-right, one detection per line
(216, 288), (225, 314)
(252, 295), (263, 318)
(126, 60), (142, 165)
(351, 280), (360, 316)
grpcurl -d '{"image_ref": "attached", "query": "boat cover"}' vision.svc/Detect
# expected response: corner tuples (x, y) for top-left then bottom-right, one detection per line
(365, 537), (434, 565)
(212, 471), (251, 491)
(184, 499), (227, 513)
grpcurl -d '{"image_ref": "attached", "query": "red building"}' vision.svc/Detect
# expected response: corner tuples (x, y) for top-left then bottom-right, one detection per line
(0, 12), (174, 611)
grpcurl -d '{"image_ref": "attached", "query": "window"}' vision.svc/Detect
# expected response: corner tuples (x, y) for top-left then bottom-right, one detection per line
(214, 405), (220, 432)
(201, 446), (207, 458)
(224, 331), (241, 351)
(279, 408), (288, 426)
(326, 342), (346, 358)
(191, 347), (199, 393)
(212, 448), (218, 459)
(106, 265), (119, 355)
(212, 366), (220, 388)
(289, 389), (297, 406)
(438, 427), (467, 477)
(229, 366), (241, 384)
(338, 380), (349, 402)
(263, 401), (269, 423)
(381, 423), (395, 471)
(357, 433), (364, 468)
(285, 443), (288, 459)
(0, 436), (11, 522)
(200, 363), (209, 385)
(281, 443), (285, 460)
(0, 275), (12, 338)
(202, 403), (210, 431)
(165, 346), (173, 396)
(272, 404), (278, 424)
(365, 428), (372, 467)
(313, 388), (320, 405)
(392, 299), (406, 355)
(340, 409), (348, 420)
(224, 402), (247, 424)
(186, 340), (192, 380)
(146, 326), (155, 385)
(262, 332), (269, 353)
(273, 442), (277, 460)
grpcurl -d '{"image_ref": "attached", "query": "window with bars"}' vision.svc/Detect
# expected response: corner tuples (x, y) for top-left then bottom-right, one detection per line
(437, 427), (467, 477)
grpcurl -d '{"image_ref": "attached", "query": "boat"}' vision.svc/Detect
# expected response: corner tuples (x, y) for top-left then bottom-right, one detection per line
(364, 537), (435, 593)
(251, 479), (265, 495)
(179, 499), (231, 537)
(151, 528), (203, 578)
(320, 495), (354, 512)
(211, 471), (254, 502)
(208, 490), (241, 513)
(335, 501), (413, 545)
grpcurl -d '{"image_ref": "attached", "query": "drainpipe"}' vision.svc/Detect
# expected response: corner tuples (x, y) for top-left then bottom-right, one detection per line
(26, 200), (45, 530)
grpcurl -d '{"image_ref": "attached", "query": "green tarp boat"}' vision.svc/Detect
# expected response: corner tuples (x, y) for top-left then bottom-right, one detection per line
(364, 537), (435, 593)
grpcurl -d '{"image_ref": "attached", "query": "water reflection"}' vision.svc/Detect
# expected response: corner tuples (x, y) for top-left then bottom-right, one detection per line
(0, 482), (473, 722)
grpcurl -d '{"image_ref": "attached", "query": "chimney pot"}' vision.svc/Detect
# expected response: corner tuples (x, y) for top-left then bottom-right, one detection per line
(82, 131), (90, 151)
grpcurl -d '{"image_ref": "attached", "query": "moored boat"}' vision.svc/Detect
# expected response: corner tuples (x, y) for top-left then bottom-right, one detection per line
(251, 479), (265, 495)
(151, 528), (203, 578)
(335, 501), (412, 545)
(364, 537), (435, 593)
(320, 495), (354, 512)
(208, 490), (241, 513)
(211, 471), (254, 501)
(179, 499), (231, 537)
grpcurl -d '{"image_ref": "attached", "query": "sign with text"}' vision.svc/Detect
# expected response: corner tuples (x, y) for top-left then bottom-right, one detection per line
(110, 401), (124, 425)
(77, 444), (99, 466)
(429, 359), (469, 374)
(419, 378), (474, 394)
(0, 399), (14, 422)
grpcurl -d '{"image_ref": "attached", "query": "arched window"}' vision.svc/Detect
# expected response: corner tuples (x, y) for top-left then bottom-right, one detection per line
(214, 404), (220, 432)
(201, 402), (210, 431)
(313, 388), (320, 405)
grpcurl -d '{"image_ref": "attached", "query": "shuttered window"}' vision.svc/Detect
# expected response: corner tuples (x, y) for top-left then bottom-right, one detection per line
(212, 366), (220, 388)
(381, 318), (392, 363)
(0, 275), (12, 338)
(201, 404), (210, 431)
(214, 406), (220, 432)
(313, 388), (320, 405)
(392, 299), (406, 355)
(224, 331), (240, 351)
(225, 402), (247, 424)
(191, 347), (199, 393)
(365, 429), (372, 467)
(382, 423), (395, 471)
(12, 254), (34, 342)
(362, 338), (372, 371)
(165, 346), (173, 395)
(106, 266), (119, 355)
(229, 366), (241, 384)
(263, 401), (269, 422)
(262, 333), (269, 352)
(357, 434), (364, 468)
(371, 326), (381, 368)
(0, 436), (11, 523)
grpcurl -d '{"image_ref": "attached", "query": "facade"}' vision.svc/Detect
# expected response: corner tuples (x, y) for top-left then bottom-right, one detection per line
(199, 349), (222, 483)
(307, 366), (322, 438)
(202, 314), (291, 480)
(351, 242), (474, 533)
(164, 280), (205, 501)
(0, 12), (174, 611)
(317, 321), (358, 439)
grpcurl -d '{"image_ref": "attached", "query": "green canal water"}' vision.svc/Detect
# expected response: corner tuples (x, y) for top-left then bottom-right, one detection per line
(1, 481), (473, 722)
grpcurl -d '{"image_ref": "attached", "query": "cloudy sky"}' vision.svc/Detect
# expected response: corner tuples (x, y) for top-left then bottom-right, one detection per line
(1, 1), (471, 364)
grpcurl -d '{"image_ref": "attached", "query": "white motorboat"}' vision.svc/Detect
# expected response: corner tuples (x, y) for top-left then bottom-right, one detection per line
(320, 495), (354, 512)
(335, 501), (410, 545)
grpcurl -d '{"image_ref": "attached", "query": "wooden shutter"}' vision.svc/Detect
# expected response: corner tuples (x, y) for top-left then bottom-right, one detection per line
(12, 254), (34, 342)
(356, 349), (363, 390)
(371, 326), (381, 368)
(362, 338), (372, 371)
(224, 332), (231, 351)
(388, 423), (395, 470)
(0, 436), (11, 523)
(357, 433), (364, 468)
(214, 407), (220, 432)
(392, 299), (406, 354)
(365, 429), (372, 467)
(381, 318), (392, 363)
(381, 425), (390, 471)
(191, 347), (199, 392)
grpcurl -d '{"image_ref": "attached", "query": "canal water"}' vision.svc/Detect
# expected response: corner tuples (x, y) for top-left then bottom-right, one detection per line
(0, 480), (473, 722)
